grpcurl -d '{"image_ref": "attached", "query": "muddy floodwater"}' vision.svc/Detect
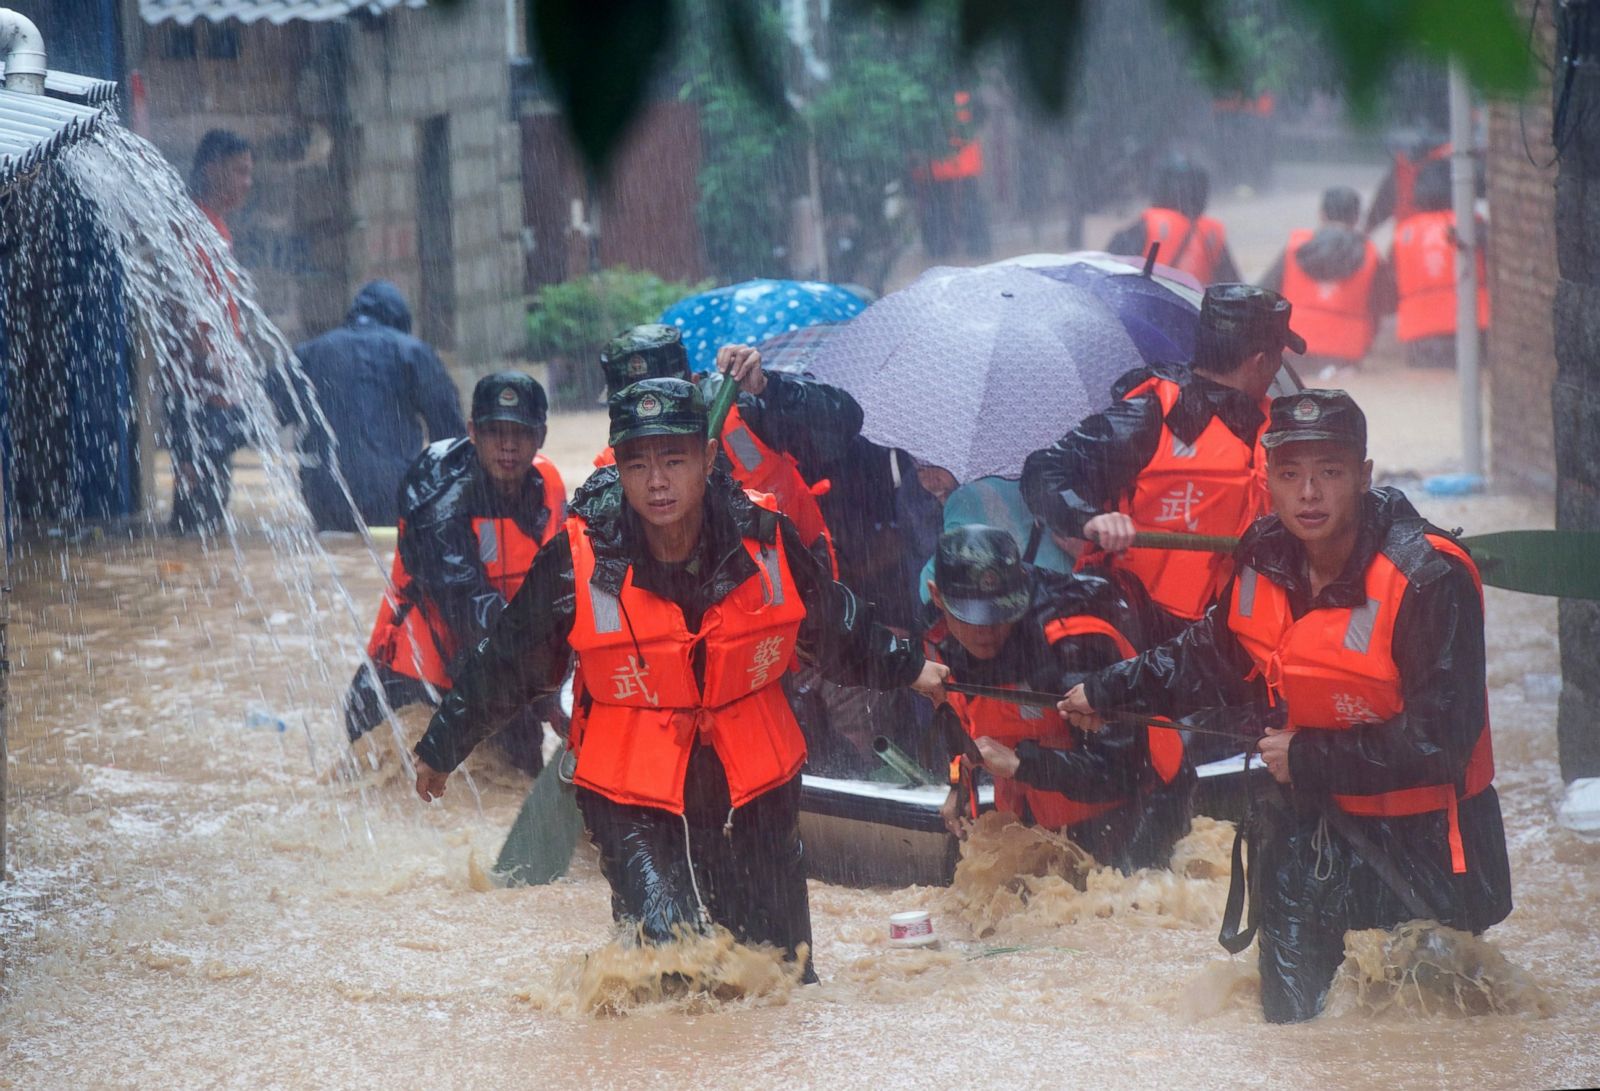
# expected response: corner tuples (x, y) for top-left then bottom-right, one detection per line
(2, 439), (1598, 1088)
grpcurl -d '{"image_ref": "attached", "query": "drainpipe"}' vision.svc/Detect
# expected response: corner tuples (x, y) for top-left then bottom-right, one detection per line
(0, 7), (47, 95)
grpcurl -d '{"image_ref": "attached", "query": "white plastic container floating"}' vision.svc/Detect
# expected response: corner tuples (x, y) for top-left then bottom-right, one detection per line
(888, 910), (937, 948)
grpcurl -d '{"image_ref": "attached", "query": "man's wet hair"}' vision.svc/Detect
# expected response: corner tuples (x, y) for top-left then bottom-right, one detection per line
(1321, 186), (1361, 227)
(1413, 159), (1453, 214)
(190, 129), (251, 197)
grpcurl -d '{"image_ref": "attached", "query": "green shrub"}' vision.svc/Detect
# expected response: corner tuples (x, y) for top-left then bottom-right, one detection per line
(526, 267), (712, 406)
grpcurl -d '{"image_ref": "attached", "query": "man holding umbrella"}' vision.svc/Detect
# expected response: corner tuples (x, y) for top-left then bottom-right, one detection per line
(1021, 285), (1305, 645)
(595, 324), (862, 572)
(413, 379), (947, 980)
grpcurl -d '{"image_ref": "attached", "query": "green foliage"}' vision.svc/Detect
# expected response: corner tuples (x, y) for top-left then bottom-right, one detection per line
(525, 267), (712, 360)
(509, 0), (1534, 171)
(682, 0), (954, 287)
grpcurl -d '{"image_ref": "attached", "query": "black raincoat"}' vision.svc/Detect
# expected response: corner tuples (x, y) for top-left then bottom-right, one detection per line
(1082, 487), (1513, 1022)
(342, 435), (561, 770)
(723, 369), (863, 484)
(277, 281), (465, 530)
(1019, 363), (1267, 642)
(925, 566), (1195, 872)
(415, 466), (922, 974)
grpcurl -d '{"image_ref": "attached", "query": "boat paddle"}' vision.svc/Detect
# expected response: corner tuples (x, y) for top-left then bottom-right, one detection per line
(494, 371), (747, 886)
(941, 681), (1263, 747)
(1132, 529), (1600, 600)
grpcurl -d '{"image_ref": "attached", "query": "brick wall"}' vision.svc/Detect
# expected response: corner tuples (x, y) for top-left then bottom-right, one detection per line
(1485, 3), (1559, 493)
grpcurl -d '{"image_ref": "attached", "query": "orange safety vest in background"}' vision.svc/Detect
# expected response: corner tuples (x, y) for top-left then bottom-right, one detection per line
(1392, 143), (1451, 225)
(1082, 376), (1269, 622)
(1279, 228), (1380, 362)
(930, 89), (983, 182)
(1227, 533), (1494, 874)
(596, 404), (838, 574)
(1393, 210), (1490, 343)
(365, 456), (565, 690)
(1142, 208), (1228, 284)
(567, 492), (809, 814)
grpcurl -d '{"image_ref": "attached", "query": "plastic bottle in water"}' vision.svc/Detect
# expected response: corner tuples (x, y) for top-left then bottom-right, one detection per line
(244, 706), (288, 733)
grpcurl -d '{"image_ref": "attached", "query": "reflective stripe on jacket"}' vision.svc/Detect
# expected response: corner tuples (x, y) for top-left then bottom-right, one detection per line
(1280, 228), (1379, 361)
(567, 491), (809, 813)
(365, 455), (565, 689)
(1227, 533), (1494, 873)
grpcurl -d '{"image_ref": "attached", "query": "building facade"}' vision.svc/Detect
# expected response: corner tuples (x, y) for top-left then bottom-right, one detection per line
(126, 0), (524, 365)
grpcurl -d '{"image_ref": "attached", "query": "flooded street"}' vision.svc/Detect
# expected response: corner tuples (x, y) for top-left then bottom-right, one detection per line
(2, 394), (1597, 1090)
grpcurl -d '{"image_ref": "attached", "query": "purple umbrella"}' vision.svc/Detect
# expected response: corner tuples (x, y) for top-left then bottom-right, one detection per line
(997, 252), (1201, 365)
(805, 265), (1143, 481)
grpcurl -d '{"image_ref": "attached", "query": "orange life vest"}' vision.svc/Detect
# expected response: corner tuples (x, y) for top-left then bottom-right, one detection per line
(365, 455), (566, 690)
(1227, 533), (1494, 874)
(1279, 229), (1380, 361)
(596, 404), (838, 574)
(930, 90), (983, 182)
(566, 492), (809, 814)
(1393, 210), (1490, 343)
(1142, 208), (1228, 284)
(1082, 376), (1269, 622)
(928, 611), (1180, 831)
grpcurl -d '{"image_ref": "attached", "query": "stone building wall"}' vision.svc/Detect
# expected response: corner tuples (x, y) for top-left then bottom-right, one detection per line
(1485, 9), (1559, 493)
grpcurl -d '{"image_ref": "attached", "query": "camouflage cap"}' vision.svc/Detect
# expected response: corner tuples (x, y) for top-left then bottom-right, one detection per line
(470, 370), (547, 430)
(599, 324), (690, 397)
(1262, 388), (1367, 455)
(608, 377), (708, 449)
(1198, 284), (1307, 359)
(934, 525), (1030, 626)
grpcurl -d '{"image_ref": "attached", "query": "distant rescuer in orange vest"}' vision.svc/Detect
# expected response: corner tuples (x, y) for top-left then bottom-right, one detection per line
(1060, 389), (1512, 1023)
(412, 379), (949, 979)
(1106, 155), (1241, 286)
(923, 526), (1194, 872)
(914, 88), (991, 259)
(1260, 186), (1395, 377)
(594, 324), (861, 574)
(345, 372), (565, 774)
(1391, 160), (1489, 370)
(1020, 285), (1305, 649)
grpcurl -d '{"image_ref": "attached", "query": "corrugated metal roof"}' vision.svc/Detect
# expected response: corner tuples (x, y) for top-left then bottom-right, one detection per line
(0, 67), (119, 107)
(0, 87), (108, 190)
(138, 0), (428, 26)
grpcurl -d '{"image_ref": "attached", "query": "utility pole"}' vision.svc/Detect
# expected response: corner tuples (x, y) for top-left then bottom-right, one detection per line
(1449, 61), (1484, 479)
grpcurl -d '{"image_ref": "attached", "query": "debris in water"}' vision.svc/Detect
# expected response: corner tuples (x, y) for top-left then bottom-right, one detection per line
(1331, 921), (1557, 1018)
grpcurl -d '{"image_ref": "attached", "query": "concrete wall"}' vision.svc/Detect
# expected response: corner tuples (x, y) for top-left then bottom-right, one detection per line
(343, 2), (524, 370)
(1553, 9), (1600, 783)
(1485, 5), (1559, 494)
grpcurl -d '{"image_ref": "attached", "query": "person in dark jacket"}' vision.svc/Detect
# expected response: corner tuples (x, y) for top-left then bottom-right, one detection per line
(1020, 285), (1304, 650)
(1259, 187), (1396, 378)
(279, 281), (466, 530)
(1106, 156), (1242, 286)
(413, 379), (947, 981)
(343, 372), (564, 774)
(924, 526), (1192, 872)
(1061, 390), (1512, 1023)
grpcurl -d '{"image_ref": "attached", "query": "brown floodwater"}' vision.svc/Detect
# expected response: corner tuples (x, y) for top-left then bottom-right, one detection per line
(1, 483), (1596, 1090)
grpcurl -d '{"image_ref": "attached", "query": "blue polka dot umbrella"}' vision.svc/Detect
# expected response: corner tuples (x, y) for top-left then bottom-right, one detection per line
(660, 279), (868, 373)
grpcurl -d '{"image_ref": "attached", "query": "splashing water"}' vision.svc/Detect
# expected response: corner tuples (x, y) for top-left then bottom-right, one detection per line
(1330, 921), (1558, 1018)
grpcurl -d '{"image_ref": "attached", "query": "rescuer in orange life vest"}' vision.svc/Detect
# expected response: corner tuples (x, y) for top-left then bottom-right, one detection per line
(1106, 155), (1242, 286)
(923, 526), (1194, 873)
(1260, 186), (1396, 379)
(1390, 159), (1489, 370)
(1020, 285), (1305, 652)
(1060, 389), (1512, 1023)
(593, 324), (861, 575)
(344, 371), (565, 774)
(412, 378), (948, 980)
